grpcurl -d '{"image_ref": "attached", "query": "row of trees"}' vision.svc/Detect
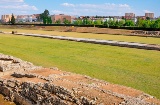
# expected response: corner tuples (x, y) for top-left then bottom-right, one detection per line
(137, 18), (160, 28)
(55, 18), (71, 24)
(73, 18), (160, 28)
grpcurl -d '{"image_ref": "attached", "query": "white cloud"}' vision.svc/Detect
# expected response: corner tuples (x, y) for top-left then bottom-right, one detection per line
(0, 0), (23, 3)
(0, 0), (38, 16)
(61, 3), (75, 7)
(143, 10), (153, 13)
(0, 5), (38, 11)
(51, 10), (64, 14)
(119, 4), (129, 8)
(58, 3), (133, 16)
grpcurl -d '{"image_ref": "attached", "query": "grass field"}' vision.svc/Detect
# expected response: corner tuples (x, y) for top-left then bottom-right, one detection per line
(0, 28), (160, 45)
(0, 33), (160, 99)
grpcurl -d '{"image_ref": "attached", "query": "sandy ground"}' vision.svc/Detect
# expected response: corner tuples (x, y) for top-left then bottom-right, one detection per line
(0, 25), (133, 35)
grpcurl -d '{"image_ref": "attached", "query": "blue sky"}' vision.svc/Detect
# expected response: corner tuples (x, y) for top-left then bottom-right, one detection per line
(0, 0), (159, 17)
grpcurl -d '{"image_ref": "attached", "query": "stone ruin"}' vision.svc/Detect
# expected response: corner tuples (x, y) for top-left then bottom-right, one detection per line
(131, 31), (160, 37)
(0, 54), (95, 105)
(0, 78), (91, 105)
(0, 53), (41, 73)
(0, 53), (160, 105)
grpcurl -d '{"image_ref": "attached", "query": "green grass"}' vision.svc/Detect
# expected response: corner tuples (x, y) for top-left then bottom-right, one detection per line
(0, 28), (160, 45)
(0, 34), (160, 99)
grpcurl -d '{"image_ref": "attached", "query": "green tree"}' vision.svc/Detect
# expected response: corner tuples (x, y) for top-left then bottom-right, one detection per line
(108, 18), (116, 26)
(63, 18), (71, 24)
(118, 19), (125, 27)
(104, 19), (111, 27)
(136, 18), (143, 27)
(83, 18), (93, 25)
(47, 17), (52, 24)
(55, 19), (61, 24)
(152, 18), (160, 28)
(40, 9), (50, 24)
(142, 20), (151, 28)
(43, 17), (47, 24)
(94, 19), (103, 25)
(73, 19), (83, 25)
(8, 18), (11, 24)
(40, 9), (49, 20)
(86, 19), (93, 25)
(108, 18), (113, 26)
(146, 17), (150, 20)
(11, 13), (15, 25)
(150, 20), (155, 28)
(125, 20), (135, 26)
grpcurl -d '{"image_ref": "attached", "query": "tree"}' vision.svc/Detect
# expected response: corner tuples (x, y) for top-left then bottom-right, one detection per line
(11, 13), (15, 25)
(82, 18), (93, 25)
(55, 19), (61, 24)
(43, 17), (47, 24)
(8, 18), (11, 24)
(124, 20), (135, 26)
(42, 16), (52, 24)
(152, 18), (160, 28)
(94, 19), (103, 25)
(103, 19), (108, 26)
(40, 9), (51, 24)
(108, 18), (116, 26)
(118, 19), (125, 27)
(47, 17), (52, 24)
(142, 20), (151, 28)
(40, 9), (49, 20)
(73, 19), (83, 25)
(146, 17), (150, 20)
(136, 18), (143, 27)
(63, 18), (70, 24)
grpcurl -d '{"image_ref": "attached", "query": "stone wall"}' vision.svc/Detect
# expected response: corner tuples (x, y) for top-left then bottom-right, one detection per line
(0, 53), (42, 72)
(131, 31), (160, 37)
(0, 78), (94, 105)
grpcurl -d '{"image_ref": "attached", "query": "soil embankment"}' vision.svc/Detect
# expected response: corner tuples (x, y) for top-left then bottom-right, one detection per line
(0, 53), (160, 105)
(1, 25), (160, 37)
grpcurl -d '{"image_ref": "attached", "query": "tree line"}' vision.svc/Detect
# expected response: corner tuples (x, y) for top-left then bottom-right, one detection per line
(73, 17), (160, 28)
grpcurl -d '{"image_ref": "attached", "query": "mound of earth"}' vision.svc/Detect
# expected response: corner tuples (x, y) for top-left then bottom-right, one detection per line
(1, 25), (160, 37)
(0, 53), (160, 105)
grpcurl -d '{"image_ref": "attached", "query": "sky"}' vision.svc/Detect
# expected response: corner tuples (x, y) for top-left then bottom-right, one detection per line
(0, 0), (159, 18)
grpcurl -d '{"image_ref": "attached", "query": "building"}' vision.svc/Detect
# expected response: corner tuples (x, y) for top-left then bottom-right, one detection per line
(1, 14), (37, 23)
(1, 14), (17, 23)
(136, 16), (146, 20)
(125, 13), (135, 19)
(16, 15), (37, 23)
(51, 14), (71, 24)
(145, 13), (154, 19)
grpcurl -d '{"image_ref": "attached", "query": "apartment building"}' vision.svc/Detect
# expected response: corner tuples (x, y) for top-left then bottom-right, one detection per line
(1, 14), (17, 23)
(51, 14), (71, 24)
(16, 15), (37, 23)
(125, 13), (135, 19)
(145, 13), (154, 19)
